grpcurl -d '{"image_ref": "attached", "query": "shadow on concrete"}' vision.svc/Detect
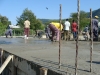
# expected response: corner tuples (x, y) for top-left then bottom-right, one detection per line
(87, 61), (100, 64)
(31, 56), (90, 73)
(0, 41), (12, 44)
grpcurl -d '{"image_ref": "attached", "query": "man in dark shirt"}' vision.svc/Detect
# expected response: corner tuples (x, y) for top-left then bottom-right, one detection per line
(92, 16), (99, 41)
(5, 25), (13, 38)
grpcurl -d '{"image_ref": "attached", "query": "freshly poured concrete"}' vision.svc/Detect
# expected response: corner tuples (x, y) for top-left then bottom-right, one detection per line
(0, 37), (100, 75)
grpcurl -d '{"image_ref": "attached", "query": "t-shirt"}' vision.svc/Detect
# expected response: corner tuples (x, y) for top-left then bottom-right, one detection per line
(50, 22), (63, 30)
(24, 20), (30, 28)
(64, 21), (70, 30)
(72, 22), (77, 32)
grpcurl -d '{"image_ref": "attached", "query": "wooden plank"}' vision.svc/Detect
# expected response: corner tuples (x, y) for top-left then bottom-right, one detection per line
(0, 55), (12, 74)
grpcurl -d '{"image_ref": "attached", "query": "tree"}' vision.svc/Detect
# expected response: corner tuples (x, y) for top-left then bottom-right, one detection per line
(44, 19), (60, 27)
(16, 8), (44, 30)
(70, 11), (90, 30)
(0, 15), (10, 28)
(0, 15), (11, 35)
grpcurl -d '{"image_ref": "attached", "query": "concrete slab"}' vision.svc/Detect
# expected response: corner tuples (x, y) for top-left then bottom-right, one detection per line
(0, 37), (100, 75)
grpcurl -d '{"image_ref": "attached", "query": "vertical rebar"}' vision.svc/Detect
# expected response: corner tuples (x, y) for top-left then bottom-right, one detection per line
(59, 4), (62, 69)
(75, 0), (80, 75)
(90, 8), (93, 72)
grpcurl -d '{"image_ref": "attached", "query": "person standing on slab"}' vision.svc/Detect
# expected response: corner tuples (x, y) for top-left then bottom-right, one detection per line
(45, 25), (51, 39)
(24, 18), (30, 39)
(64, 19), (70, 41)
(71, 20), (77, 40)
(91, 16), (99, 41)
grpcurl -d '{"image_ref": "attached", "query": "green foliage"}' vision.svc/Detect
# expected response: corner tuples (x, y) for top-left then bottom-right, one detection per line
(39, 8), (100, 30)
(0, 14), (11, 35)
(39, 19), (50, 24)
(0, 15), (10, 26)
(0, 22), (4, 28)
(9, 28), (34, 36)
(87, 8), (100, 21)
(42, 19), (60, 27)
(70, 11), (90, 30)
(16, 8), (44, 31)
(12, 28), (24, 36)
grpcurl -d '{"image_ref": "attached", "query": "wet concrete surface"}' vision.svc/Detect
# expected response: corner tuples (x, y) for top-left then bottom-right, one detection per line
(0, 37), (100, 75)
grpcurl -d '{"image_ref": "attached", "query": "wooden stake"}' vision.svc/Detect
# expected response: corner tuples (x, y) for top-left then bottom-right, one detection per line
(59, 4), (62, 68)
(90, 8), (93, 72)
(0, 55), (13, 74)
(40, 67), (48, 75)
(0, 48), (3, 75)
(75, 0), (80, 75)
(59, 4), (62, 69)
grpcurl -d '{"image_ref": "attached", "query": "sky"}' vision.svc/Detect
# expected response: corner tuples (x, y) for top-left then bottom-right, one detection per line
(0, 0), (100, 25)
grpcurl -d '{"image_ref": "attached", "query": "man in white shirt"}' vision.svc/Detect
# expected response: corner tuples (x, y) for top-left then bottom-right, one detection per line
(64, 19), (70, 41)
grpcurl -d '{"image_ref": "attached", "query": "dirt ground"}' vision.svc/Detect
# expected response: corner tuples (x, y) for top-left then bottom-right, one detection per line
(0, 37), (100, 75)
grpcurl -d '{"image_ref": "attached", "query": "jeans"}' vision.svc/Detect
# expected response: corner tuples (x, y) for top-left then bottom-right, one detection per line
(73, 32), (77, 39)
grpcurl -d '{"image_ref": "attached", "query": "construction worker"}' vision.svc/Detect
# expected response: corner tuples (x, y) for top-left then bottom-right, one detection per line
(64, 19), (70, 41)
(5, 25), (13, 38)
(49, 22), (63, 41)
(71, 20), (77, 40)
(24, 18), (30, 39)
(45, 25), (51, 39)
(91, 16), (99, 41)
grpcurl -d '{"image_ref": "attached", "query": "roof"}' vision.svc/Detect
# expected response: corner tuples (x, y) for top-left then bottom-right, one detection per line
(9, 25), (20, 28)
